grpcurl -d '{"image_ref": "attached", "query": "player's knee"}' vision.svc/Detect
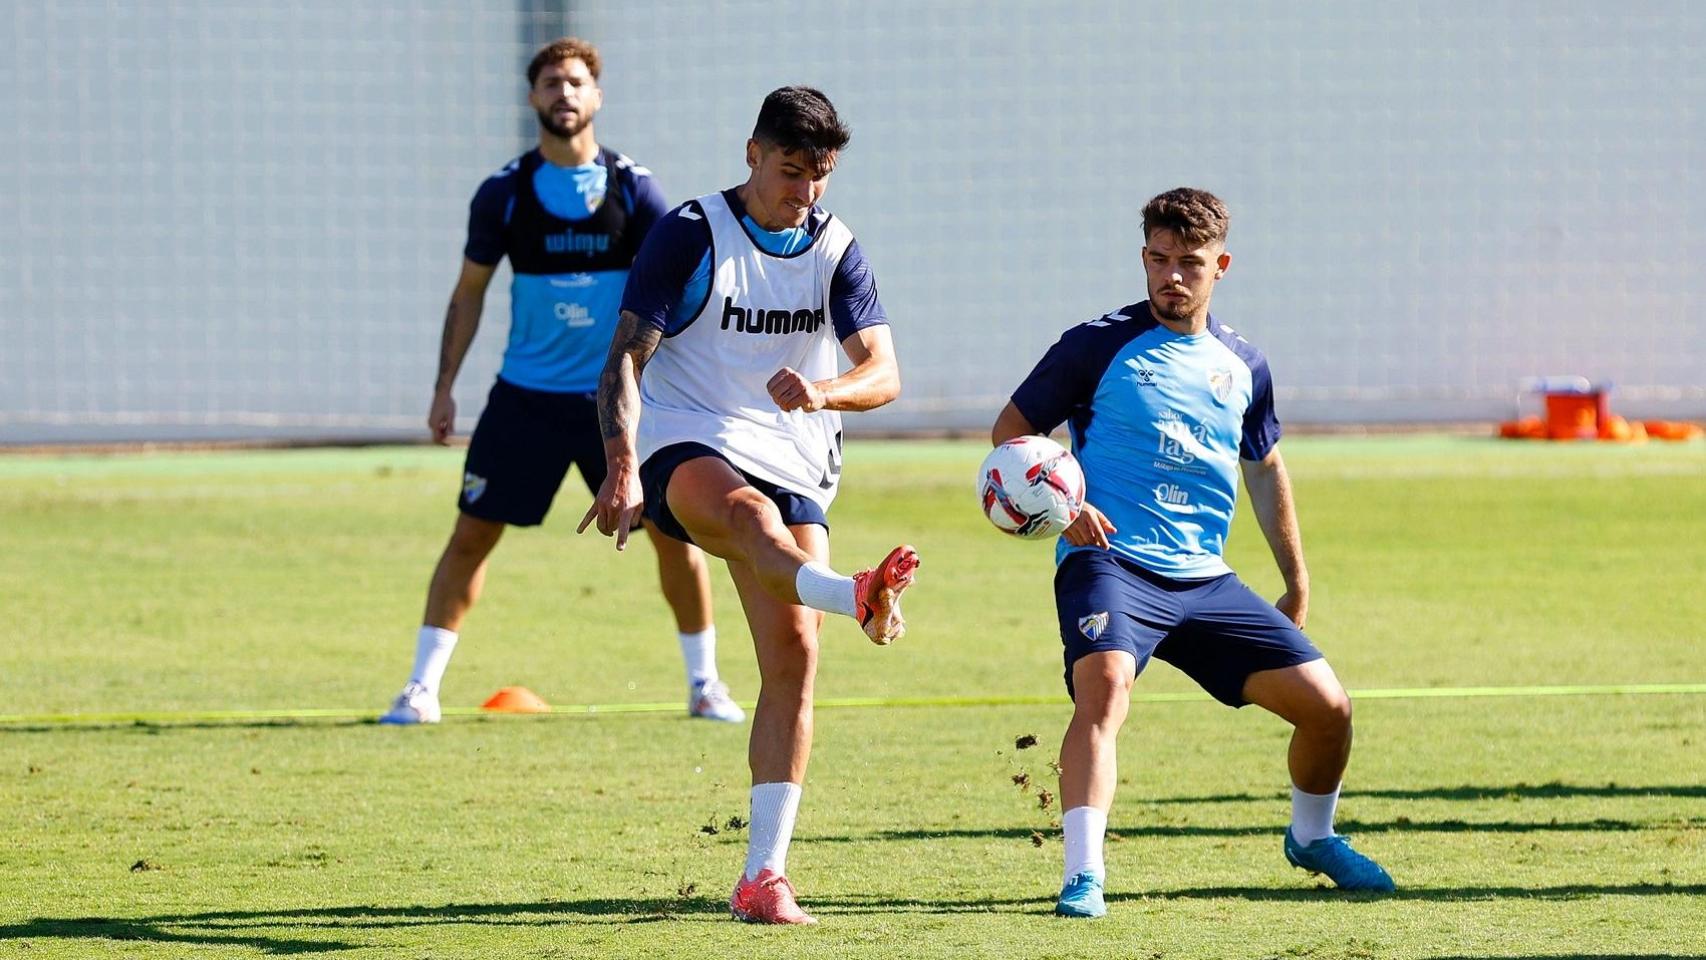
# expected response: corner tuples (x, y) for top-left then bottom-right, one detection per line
(447, 517), (503, 558)
(1333, 691), (1354, 727)
(1073, 662), (1134, 720)
(679, 545), (709, 575)
(759, 632), (819, 683)
(720, 493), (778, 541)
(1102, 662), (1136, 696)
(653, 534), (705, 575)
(1306, 686), (1353, 734)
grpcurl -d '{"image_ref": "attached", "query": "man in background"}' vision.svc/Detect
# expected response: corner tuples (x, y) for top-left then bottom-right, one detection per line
(380, 37), (742, 726)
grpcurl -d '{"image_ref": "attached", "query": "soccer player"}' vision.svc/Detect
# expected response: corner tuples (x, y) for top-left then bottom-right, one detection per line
(580, 87), (919, 925)
(992, 188), (1394, 918)
(380, 38), (744, 726)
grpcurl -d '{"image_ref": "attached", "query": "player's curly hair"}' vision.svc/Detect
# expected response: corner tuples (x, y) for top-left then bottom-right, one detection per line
(752, 86), (851, 171)
(527, 37), (601, 85)
(1142, 188), (1230, 247)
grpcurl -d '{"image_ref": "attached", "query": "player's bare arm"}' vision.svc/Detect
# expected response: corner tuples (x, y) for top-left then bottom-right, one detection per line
(579, 308), (662, 549)
(428, 258), (497, 443)
(990, 401), (1035, 446)
(991, 401), (1115, 549)
(593, 308), (662, 444)
(767, 325), (901, 413)
(1240, 447), (1310, 627)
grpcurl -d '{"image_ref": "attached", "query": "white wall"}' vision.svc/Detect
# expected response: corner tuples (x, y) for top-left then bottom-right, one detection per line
(3, 1), (1701, 441)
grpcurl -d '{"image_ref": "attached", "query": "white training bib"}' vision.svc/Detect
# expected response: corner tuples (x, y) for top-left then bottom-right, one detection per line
(637, 192), (855, 508)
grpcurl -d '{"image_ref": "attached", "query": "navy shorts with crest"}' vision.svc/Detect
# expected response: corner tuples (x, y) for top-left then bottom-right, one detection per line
(1054, 549), (1322, 706)
(459, 378), (606, 527)
(638, 442), (828, 546)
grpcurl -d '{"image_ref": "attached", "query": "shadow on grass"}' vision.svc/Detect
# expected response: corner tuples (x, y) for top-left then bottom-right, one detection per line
(1139, 783), (1706, 804)
(0, 896), (729, 954)
(809, 881), (1706, 915)
(802, 814), (1684, 844)
(0, 916), (339, 955)
(0, 718), (381, 735)
(1131, 881), (1706, 902)
(7, 885), (1701, 950)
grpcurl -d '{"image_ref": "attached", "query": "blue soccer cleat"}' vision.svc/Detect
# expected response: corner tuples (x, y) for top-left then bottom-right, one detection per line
(1283, 829), (1395, 892)
(1054, 872), (1107, 918)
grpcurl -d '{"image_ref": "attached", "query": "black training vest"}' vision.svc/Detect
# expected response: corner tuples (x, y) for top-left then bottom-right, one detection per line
(505, 147), (640, 276)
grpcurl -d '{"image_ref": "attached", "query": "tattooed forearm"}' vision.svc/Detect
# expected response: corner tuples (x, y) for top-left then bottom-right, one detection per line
(597, 311), (663, 441)
(435, 292), (484, 394)
(435, 302), (459, 390)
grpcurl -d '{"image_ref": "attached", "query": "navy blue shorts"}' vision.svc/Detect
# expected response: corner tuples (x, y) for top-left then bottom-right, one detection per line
(459, 378), (605, 527)
(638, 442), (828, 546)
(1054, 549), (1322, 707)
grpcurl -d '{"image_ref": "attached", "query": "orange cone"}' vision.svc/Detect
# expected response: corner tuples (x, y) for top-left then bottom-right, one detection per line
(1599, 415), (1633, 442)
(481, 686), (550, 713)
(1644, 420), (1704, 442)
(1497, 416), (1546, 440)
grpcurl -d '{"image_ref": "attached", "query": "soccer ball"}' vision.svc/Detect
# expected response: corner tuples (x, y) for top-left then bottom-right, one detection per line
(978, 436), (1086, 539)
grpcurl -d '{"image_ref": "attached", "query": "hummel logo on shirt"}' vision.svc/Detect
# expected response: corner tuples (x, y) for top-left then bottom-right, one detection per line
(720, 296), (825, 336)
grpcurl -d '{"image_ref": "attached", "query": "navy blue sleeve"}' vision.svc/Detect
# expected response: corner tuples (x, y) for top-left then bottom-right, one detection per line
(620, 201), (714, 331)
(1240, 355), (1283, 461)
(462, 171), (515, 266)
(1009, 323), (1106, 435)
(829, 239), (888, 341)
(625, 169), (670, 248)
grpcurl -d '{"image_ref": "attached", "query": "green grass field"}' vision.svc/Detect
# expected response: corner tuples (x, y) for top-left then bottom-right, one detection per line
(1, 437), (1703, 959)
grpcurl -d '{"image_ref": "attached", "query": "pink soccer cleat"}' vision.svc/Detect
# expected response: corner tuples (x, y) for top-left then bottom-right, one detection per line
(851, 544), (920, 645)
(729, 868), (817, 925)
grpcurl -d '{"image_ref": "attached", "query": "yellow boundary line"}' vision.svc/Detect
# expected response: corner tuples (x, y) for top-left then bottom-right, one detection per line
(1, 683), (1702, 728)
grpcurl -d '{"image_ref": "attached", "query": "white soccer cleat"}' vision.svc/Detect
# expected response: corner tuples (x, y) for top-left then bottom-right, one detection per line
(379, 682), (442, 725)
(689, 679), (746, 723)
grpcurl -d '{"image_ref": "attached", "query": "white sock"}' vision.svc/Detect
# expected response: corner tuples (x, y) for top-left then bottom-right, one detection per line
(1290, 783), (1340, 844)
(793, 561), (857, 618)
(409, 626), (458, 694)
(1062, 806), (1107, 884)
(744, 781), (804, 881)
(678, 627), (718, 687)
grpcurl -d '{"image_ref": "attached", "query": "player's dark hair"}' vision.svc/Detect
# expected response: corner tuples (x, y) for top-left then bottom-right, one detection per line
(527, 37), (601, 86)
(1142, 188), (1230, 247)
(751, 86), (851, 170)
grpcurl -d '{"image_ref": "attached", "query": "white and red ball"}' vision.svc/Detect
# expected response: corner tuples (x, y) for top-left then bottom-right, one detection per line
(977, 435), (1086, 539)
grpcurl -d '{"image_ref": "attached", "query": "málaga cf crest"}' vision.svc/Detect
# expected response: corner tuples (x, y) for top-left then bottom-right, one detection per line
(1078, 611), (1110, 641)
(1208, 367), (1235, 404)
(463, 472), (488, 503)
